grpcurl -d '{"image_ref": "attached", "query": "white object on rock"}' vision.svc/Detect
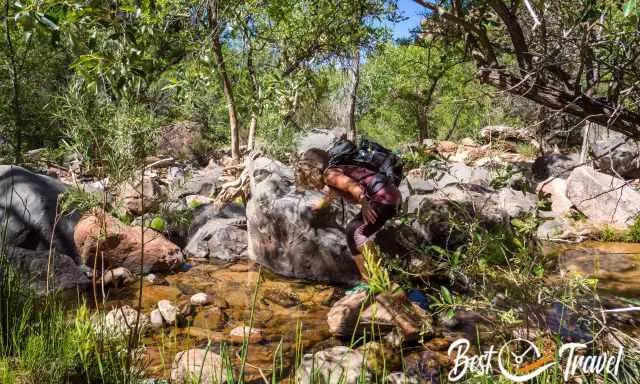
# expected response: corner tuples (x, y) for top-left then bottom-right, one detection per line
(150, 309), (164, 328)
(229, 326), (264, 344)
(190, 293), (211, 306)
(387, 372), (419, 384)
(158, 299), (178, 325)
(144, 274), (157, 283)
(100, 267), (135, 287)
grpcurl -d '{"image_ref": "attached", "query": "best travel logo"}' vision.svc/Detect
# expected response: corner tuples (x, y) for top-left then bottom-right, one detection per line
(447, 338), (624, 382)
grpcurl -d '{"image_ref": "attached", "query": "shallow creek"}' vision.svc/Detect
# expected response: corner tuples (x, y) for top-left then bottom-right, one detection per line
(107, 261), (342, 381)
(104, 241), (640, 382)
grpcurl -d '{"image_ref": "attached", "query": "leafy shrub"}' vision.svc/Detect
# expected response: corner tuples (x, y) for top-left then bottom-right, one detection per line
(362, 244), (392, 295)
(624, 216), (640, 242)
(54, 83), (158, 185)
(518, 142), (538, 158)
(599, 225), (619, 242)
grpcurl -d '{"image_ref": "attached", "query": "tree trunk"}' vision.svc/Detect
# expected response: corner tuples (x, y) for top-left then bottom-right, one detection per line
(208, 0), (240, 162)
(417, 108), (429, 143)
(246, 36), (260, 151)
(347, 49), (360, 142)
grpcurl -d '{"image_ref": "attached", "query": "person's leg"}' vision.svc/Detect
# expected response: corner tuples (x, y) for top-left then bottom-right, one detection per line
(346, 203), (397, 281)
(346, 213), (369, 281)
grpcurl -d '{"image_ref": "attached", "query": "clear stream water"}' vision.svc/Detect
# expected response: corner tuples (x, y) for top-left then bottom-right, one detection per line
(106, 242), (640, 381)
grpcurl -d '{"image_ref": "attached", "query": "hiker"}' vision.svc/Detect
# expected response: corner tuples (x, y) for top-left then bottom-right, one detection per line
(295, 137), (403, 281)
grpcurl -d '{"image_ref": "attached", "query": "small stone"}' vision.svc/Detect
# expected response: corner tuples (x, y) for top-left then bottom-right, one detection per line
(144, 274), (157, 283)
(406, 168), (424, 179)
(327, 291), (368, 337)
(158, 299), (178, 325)
(387, 372), (419, 384)
(103, 305), (149, 335)
(100, 267), (135, 287)
(190, 292), (211, 306)
(229, 326), (264, 344)
(150, 309), (164, 328)
(422, 138), (436, 149)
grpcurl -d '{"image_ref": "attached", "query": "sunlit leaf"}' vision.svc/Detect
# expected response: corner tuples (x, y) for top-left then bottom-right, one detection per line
(624, 0), (637, 17)
(441, 286), (453, 304)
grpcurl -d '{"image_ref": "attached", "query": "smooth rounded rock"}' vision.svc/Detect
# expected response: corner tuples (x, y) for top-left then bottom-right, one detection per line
(158, 299), (178, 325)
(190, 292), (211, 306)
(150, 309), (164, 328)
(229, 326), (264, 344)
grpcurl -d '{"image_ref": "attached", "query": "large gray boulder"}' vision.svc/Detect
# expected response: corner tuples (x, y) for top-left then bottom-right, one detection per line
(5, 247), (90, 294)
(537, 178), (572, 217)
(588, 123), (640, 179)
(409, 184), (536, 222)
(407, 184), (536, 247)
(184, 217), (248, 261)
(427, 162), (493, 189)
(179, 165), (222, 198)
(246, 157), (360, 284)
(0, 165), (79, 258)
(566, 166), (640, 228)
(295, 129), (340, 155)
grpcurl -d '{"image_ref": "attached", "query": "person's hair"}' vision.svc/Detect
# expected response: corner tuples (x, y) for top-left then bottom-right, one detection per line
(295, 148), (329, 191)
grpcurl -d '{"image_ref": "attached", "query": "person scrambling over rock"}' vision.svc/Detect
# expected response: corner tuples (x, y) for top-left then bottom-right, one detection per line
(295, 136), (403, 281)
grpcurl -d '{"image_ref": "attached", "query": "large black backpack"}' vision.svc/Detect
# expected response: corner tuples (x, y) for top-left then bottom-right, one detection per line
(327, 137), (403, 196)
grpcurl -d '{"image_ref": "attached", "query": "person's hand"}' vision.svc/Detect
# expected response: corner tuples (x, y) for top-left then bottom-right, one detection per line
(361, 199), (378, 224)
(312, 197), (327, 212)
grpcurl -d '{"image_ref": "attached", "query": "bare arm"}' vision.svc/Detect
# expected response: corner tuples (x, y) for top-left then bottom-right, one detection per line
(323, 167), (378, 223)
(323, 168), (365, 202)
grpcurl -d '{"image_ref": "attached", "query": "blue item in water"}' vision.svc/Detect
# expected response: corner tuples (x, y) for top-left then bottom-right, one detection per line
(180, 263), (193, 272)
(407, 289), (429, 310)
(346, 282), (369, 295)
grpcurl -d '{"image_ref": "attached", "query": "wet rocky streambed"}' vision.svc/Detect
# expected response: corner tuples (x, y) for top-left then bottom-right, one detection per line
(98, 241), (640, 383)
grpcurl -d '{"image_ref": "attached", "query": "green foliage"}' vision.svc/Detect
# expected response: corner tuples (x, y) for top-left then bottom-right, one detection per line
(0, 245), (33, 357)
(357, 42), (522, 146)
(517, 143), (538, 158)
(362, 244), (392, 295)
(599, 217), (640, 243)
(624, 0), (638, 17)
(599, 225), (619, 242)
(625, 216), (640, 242)
(400, 148), (438, 171)
(72, 305), (147, 383)
(59, 187), (102, 216)
(149, 217), (166, 232)
(568, 209), (588, 222)
(54, 83), (158, 184)
(428, 286), (459, 320)
(18, 302), (76, 384)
